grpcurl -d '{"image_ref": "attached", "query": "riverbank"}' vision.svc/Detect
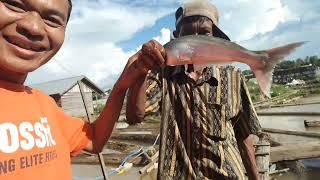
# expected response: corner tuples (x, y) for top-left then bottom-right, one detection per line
(257, 95), (320, 179)
(72, 95), (320, 179)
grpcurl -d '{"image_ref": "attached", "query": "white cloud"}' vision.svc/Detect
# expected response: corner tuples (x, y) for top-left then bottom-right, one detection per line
(26, 0), (320, 88)
(207, 0), (319, 60)
(152, 28), (172, 45)
(27, 0), (177, 88)
(236, 0), (320, 60)
(211, 0), (300, 42)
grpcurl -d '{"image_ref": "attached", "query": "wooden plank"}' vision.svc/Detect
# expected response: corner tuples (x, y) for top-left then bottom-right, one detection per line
(263, 128), (320, 138)
(71, 153), (144, 165)
(62, 82), (94, 117)
(304, 120), (320, 127)
(270, 141), (320, 162)
(110, 133), (159, 144)
(258, 112), (320, 116)
(74, 142), (320, 168)
(270, 101), (320, 108)
(269, 168), (290, 175)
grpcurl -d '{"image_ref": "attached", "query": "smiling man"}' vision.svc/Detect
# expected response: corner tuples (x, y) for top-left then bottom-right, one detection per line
(0, 0), (164, 179)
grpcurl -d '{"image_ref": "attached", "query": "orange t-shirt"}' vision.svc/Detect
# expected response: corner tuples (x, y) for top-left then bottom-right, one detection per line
(0, 80), (93, 180)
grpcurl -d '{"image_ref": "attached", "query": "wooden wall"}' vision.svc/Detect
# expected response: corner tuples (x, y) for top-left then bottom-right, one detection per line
(61, 81), (94, 118)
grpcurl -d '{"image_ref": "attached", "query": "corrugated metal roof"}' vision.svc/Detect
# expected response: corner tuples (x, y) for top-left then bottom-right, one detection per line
(30, 75), (105, 95)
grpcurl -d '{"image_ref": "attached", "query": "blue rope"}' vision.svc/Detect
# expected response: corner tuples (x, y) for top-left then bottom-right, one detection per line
(73, 134), (160, 179)
(120, 147), (144, 166)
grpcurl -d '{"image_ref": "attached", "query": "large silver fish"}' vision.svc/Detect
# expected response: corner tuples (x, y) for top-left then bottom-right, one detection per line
(164, 35), (305, 98)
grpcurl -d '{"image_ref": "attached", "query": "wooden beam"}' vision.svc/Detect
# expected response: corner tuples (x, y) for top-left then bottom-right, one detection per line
(263, 128), (320, 138)
(73, 142), (320, 165)
(72, 153), (145, 165)
(269, 168), (290, 175)
(270, 141), (320, 162)
(110, 133), (159, 144)
(258, 112), (320, 116)
(270, 101), (320, 108)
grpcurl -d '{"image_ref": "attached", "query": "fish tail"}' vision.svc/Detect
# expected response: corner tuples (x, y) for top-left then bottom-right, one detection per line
(253, 42), (306, 98)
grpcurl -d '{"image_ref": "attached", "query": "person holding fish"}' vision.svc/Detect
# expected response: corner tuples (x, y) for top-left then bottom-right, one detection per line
(0, 0), (302, 179)
(126, 0), (303, 179)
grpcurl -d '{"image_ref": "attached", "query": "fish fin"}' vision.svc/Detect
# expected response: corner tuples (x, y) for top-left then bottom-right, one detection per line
(253, 42), (306, 98)
(253, 69), (273, 98)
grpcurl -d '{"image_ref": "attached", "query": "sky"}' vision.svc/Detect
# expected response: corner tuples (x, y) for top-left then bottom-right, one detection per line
(26, 0), (320, 89)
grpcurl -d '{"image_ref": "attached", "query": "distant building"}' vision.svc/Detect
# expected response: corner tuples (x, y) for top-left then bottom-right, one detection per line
(31, 76), (105, 118)
(273, 65), (320, 84)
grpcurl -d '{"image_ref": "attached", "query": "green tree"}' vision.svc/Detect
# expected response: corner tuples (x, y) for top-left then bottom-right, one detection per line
(309, 55), (319, 66)
(295, 58), (304, 67)
(277, 60), (295, 69)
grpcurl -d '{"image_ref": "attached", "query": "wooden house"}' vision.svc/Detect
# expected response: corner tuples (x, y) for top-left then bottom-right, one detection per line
(31, 76), (105, 118)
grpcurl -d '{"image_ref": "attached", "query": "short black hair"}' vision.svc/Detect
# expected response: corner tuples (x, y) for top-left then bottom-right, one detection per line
(67, 0), (72, 22)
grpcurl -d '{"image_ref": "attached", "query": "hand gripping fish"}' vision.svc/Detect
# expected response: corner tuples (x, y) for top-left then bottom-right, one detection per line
(164, 35), (305, 98)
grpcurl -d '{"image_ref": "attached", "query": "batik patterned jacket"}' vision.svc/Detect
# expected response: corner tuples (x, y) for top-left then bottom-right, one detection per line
(145, 65), (261, 180)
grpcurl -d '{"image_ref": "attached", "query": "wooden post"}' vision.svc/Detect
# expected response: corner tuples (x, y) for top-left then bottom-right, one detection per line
(139, 151), (159, 174)
(78, 81), (108, 180)
(255, 135), (270, 180)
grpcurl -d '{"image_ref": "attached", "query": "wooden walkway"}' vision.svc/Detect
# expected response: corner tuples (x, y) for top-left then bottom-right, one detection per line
(72, 141), (320, 165)
(270, 141), (320, 162)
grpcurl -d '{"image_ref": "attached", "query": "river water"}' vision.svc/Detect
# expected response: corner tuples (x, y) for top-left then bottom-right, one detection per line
(72, 98), (320, 180)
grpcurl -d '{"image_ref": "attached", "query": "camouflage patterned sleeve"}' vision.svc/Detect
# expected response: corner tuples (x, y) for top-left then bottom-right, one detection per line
(233, 75), (262, 140)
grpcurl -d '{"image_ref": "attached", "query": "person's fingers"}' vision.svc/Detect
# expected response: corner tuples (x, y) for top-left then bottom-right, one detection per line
(142, 40), (166, 67)
(134, 52), (150, 74)
(149, 40), (166, 66)
(140, 52), (156, 69)
(153, 40), (166, 61)
(128, 50), (140, 66)
(152, 48), (166, 68)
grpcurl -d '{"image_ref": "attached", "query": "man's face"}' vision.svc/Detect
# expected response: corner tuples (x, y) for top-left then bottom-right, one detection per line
(0, 0), (69, 75)
(178, 17), (213, 37)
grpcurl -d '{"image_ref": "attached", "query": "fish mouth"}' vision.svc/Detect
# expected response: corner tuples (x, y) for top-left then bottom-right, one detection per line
(4, 35), (47, 52)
